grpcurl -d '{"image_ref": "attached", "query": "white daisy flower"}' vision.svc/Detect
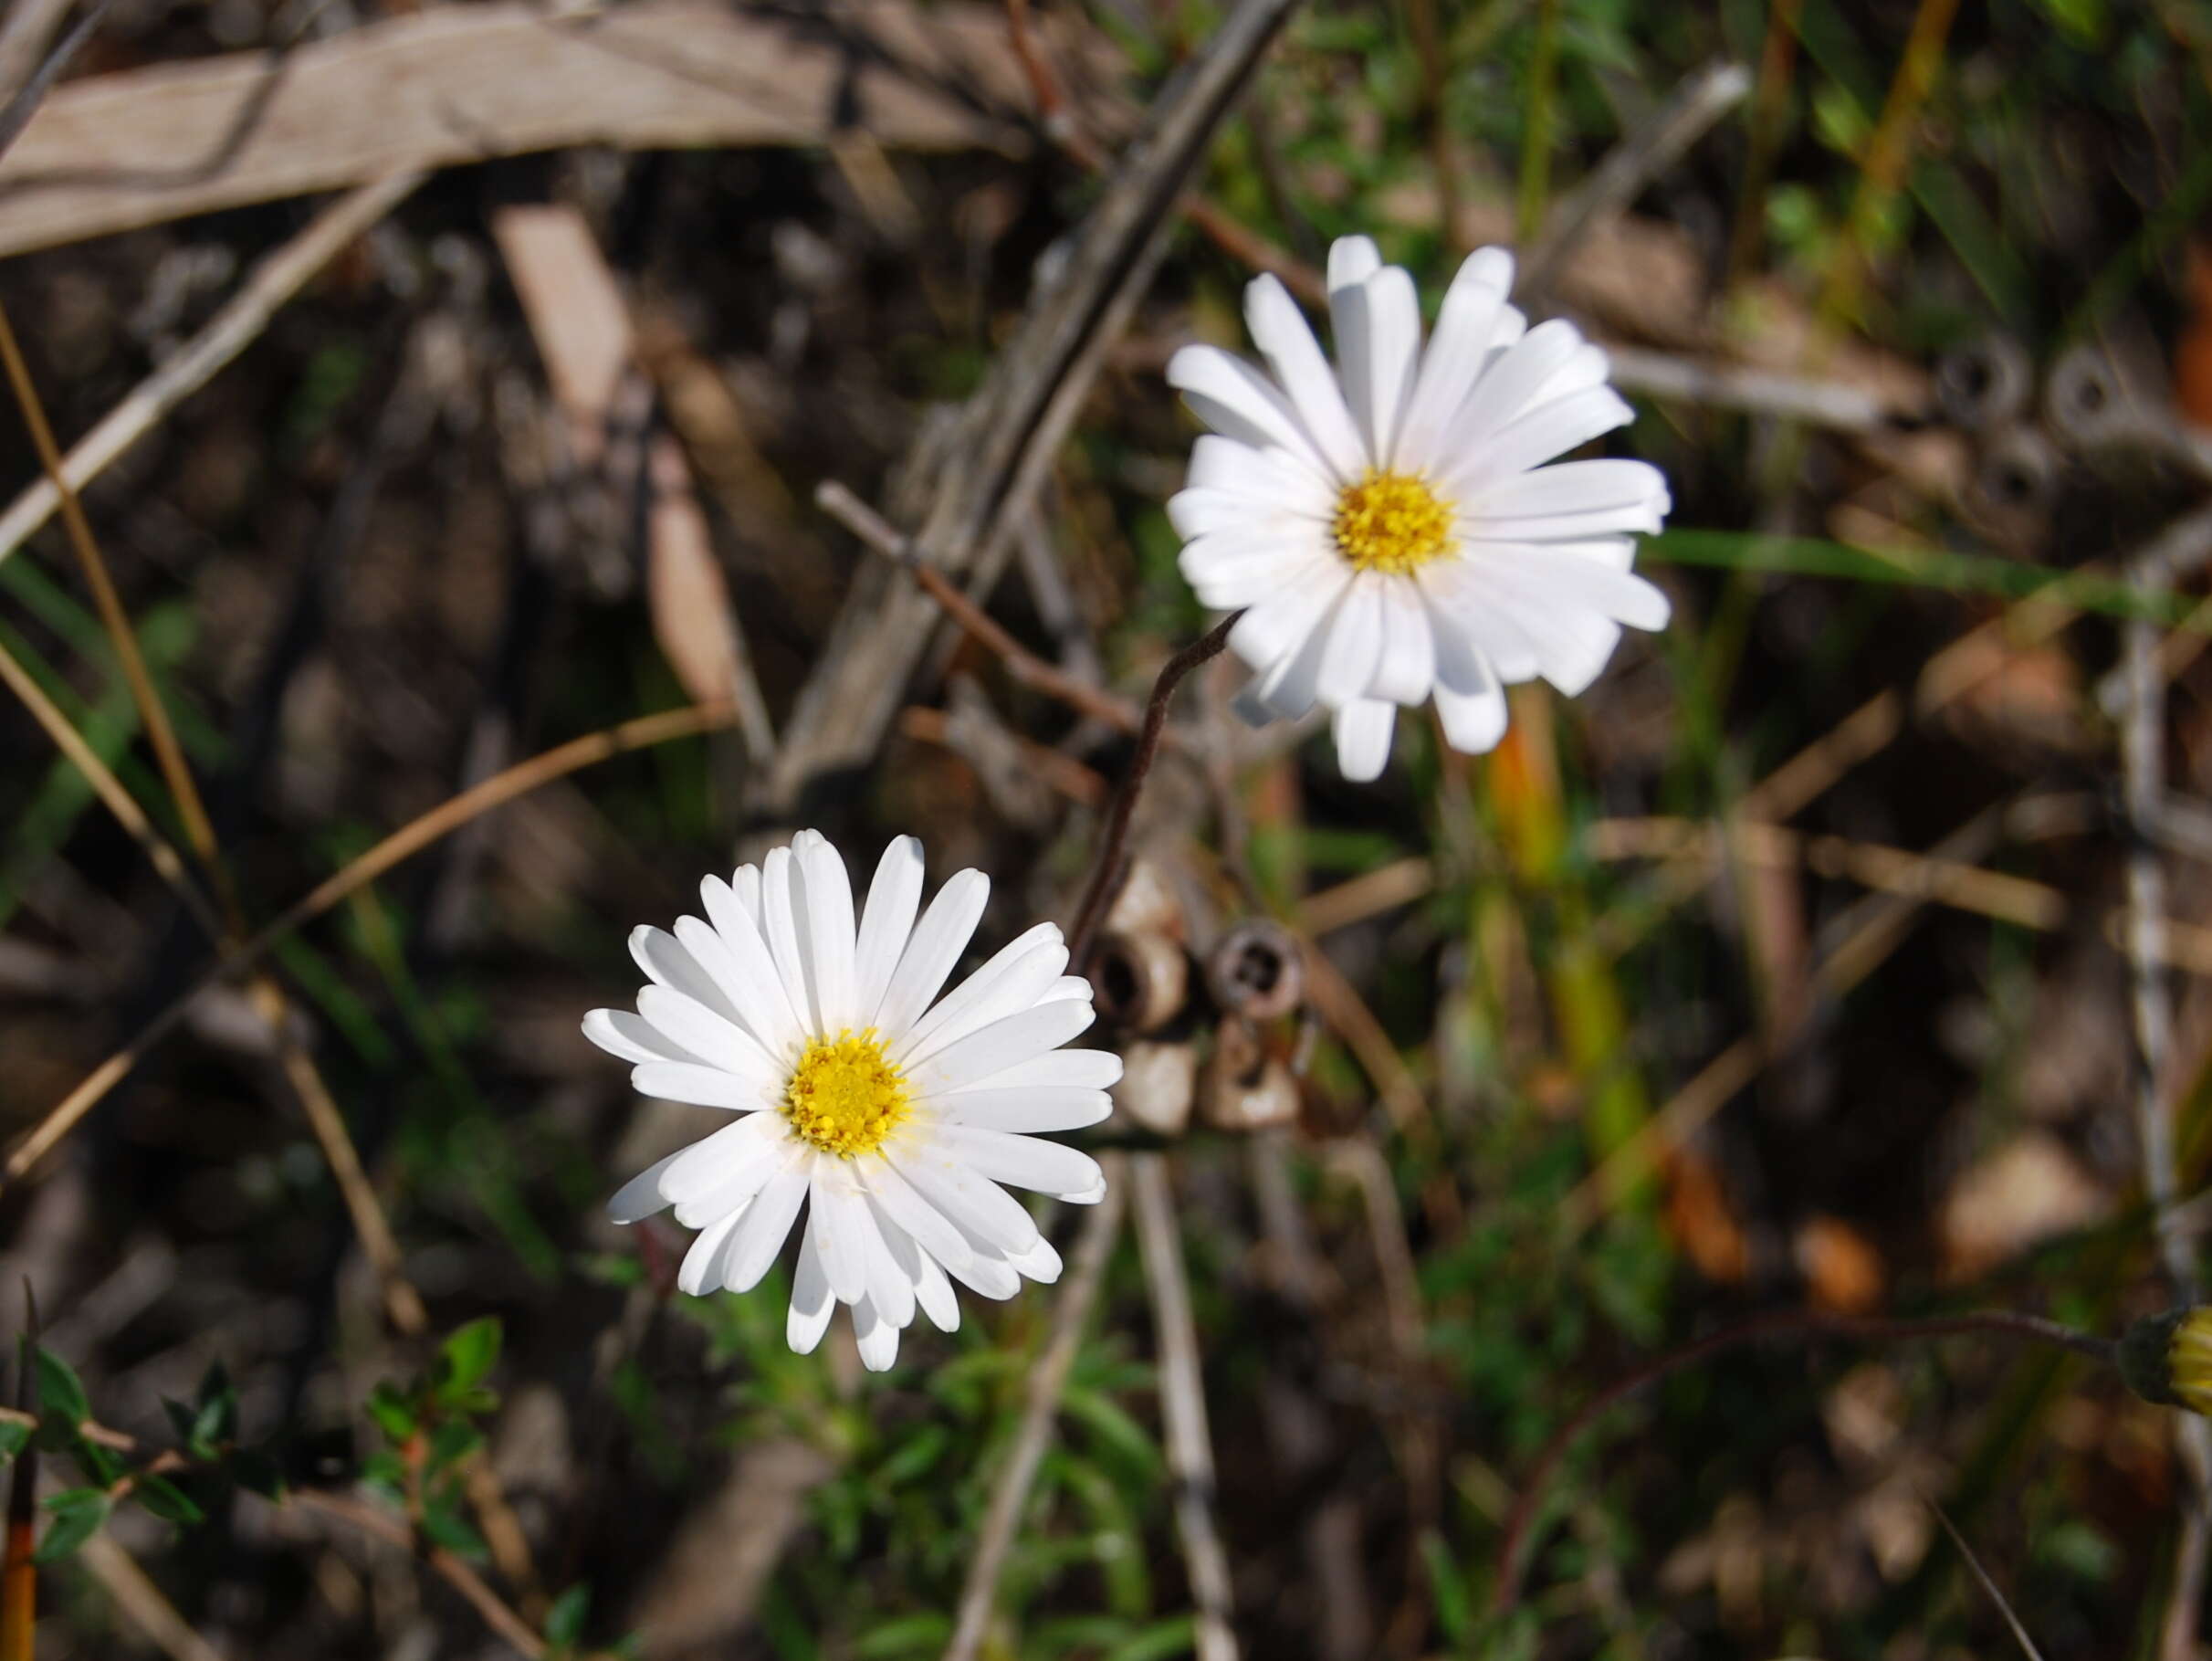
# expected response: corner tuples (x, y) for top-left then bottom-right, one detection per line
(587, 831), (1118, 1371)
(1166, 237), (1673, 782)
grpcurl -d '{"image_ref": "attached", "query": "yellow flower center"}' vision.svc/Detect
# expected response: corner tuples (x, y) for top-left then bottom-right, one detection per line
(781, 1030), (910, 1158)
(1332, 469), (1455, 574)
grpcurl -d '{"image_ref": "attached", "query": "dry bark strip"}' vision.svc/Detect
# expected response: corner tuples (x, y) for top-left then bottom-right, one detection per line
(0, 0), (1076, 256)
(751, 0), (1306, 816)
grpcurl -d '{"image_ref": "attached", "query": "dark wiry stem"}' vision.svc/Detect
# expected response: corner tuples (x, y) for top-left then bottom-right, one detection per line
(1066, 615), (1239, 966)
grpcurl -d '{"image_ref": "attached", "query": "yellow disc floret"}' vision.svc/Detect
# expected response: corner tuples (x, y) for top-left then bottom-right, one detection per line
(1332, 469), (1455, 575)
(782, 1030), (910, 1158)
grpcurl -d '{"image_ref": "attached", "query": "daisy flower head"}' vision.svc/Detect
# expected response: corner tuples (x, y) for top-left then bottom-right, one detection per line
(1166, 238), (1673, 782)
(587, 831), (1119, 1371)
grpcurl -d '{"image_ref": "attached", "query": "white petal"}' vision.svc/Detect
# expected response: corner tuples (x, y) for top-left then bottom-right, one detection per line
(629, 926), (741, 1029)
(1438, 385), (1633, 500)
(583, 1007), (693, 1067)
(874, 868), (990, 1042)
(1332, 699), (1396, 783)
(674, 916), (796, 1057)
(1245, 610), (1335, 721)
(607, 1150), (683, 1224)
(1326, 235), (1381, 290)
(678, 1210), (743, 1296)
(786, 1212), (833, 1352)
(758, 846), (812, 1030)
(927, 1124), (1103, 1200)
(1168, 343), (1330, 475)
(1445, 320), (1591, 456)
(1434, 674), (1509, 754)
(696, 880), (806, 1054)
(871, 1203), (950, 1335)
(972, 1048), (1124, 1091)
(1315, 575), (1385, 708)
(723, 1158), (812, 1293)
(855, 1153), (975, 1272)
(1464, 459), (1670, 541)
(809, 1162), (875, 1305)
(910, 1245), (960, 1331)
(1421, 560), (1542, 683)
(888, 1149), (1041, 1254)
(674, 1128), (802, 1226)
(1061, 1176), (1108, 1205)
(1227, 569), (1351, 680)
(1465, 546), (1672, 633)
(659, 1112), (791, 1204)
(944, 1241), (1022, 1300)
(1183, 432), (1333, 509)
(1397, 247), (1515, 474)
(852, 1296), (901, 1372)
(1040, 977), (1095, 1004)
(632, 1060), (776, 1111)
(929, 1086), (1113, 1132)
(1337, 266), (1421, 468)
(635, 985), (780, 1085)
(1181, 530), (1337, 612)
(1009, 1235), (1064, 1280)
(895, 923), (1067, 1068)
(1370, 577), (1436, 706)
(795, 836), (859, 1034)
(854, 837), (925, 1025)
(907, 1000), (1096, 1095)
(861, 1206), (917, 1330)
(730, 864), (764, 926)
(1244, 274), (1364, 479)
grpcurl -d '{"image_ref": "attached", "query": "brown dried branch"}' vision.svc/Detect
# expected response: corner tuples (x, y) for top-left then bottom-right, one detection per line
(942, 1165), (1128, 1661)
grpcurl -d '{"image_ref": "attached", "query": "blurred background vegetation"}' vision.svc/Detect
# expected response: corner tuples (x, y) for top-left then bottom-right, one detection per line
(0, 0), (2210, 1656)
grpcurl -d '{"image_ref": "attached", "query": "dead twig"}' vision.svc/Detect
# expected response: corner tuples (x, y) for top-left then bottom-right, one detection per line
(288, 1489), (545, 1659)
(815, 481), (1141, 735)
(942, 1163), (1127, 1661)
(755, 0), (1304, 814)
(79, 1535), (228, 1661)
(1518, 60), (1751, 297)
(1130, 1154), (1238, 1661)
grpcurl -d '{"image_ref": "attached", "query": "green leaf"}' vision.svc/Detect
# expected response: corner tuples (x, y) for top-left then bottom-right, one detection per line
(852, 1614), (951, 1657)
(1100, 1616), (1198, 1661)
(544, 1584), (591, 1649)
(35, 1489), (110, 1562)
(71, 1435), (127, 1488)
(435, 1319), (502, 1400)
(1644, 529), (2212, 632)
(35, 1346), (89, 1426)
(426, 1418), (484, 1473)
(420, 1503), (488, 1561)
(192, 1361), (238, 1450)
(134, 1475), (204, 1526)
(230, 1447), (288, 1501)
(0, 1418), (28, 1458)
(366, 1382), (417, 1443)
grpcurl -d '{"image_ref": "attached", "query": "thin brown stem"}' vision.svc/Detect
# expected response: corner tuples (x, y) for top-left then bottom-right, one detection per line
(815, 481), (1141, 735)
(1065, 615), (1239, 966)
(0, 291), (226, 903)
(1491, 1308), (2115, 1614)
(0, 634), (219, 938)
(289, 1489), (545, 1658)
